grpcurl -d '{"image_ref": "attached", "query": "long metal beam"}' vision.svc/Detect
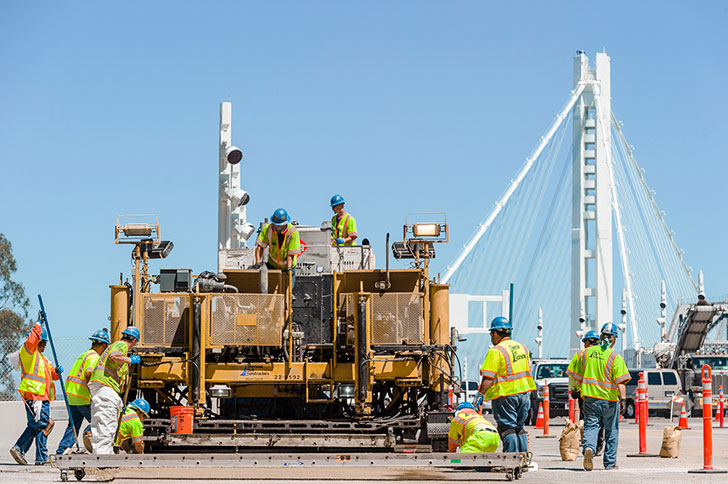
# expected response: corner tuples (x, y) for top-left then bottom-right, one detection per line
(442, 81), (587, 284)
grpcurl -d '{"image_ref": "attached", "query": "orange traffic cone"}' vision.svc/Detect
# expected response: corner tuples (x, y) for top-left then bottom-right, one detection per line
(678, 400), (690, 430)
(534, 402), (545, 429)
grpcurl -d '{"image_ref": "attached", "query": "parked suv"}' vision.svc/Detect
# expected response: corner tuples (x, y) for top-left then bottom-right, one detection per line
(623, 368), (684, 418)
(529, 359), (570, 425)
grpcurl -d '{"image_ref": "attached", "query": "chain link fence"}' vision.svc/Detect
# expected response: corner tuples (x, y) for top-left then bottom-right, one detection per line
(0, 335), (91, 401)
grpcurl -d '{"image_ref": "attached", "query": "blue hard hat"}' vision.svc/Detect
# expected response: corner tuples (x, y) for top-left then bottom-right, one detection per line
(456, 402), (476, 412)
(39, 327), (48, 342)
(600, 322), (619, 337)
(582, 330), (600, 342)
(489, 316), (512, 331)
(122, 326), (141, 341)
(330, 194), (345, 207)
(129, 398), (150, 417)
(270, 208), (290, 226)
(90, 329), (111, 344)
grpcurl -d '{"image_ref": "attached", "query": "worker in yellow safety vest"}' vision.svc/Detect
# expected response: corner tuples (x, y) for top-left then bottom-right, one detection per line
(577, 322), (630, 471)
(329, 194), (357, 246)
(254, 208), (302, 288)
(475, 317), (536, 453)
(9, 321), (61, 466)
(55, 329), (110, 455)
(115, 398), (150, 454)
(567, 329), (604, 455)
(448, 402), (500, 453)
(88, 326), (141, 454)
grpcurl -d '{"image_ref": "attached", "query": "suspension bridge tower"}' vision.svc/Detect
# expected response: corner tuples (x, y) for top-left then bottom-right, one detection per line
(570, 52), (612, 353)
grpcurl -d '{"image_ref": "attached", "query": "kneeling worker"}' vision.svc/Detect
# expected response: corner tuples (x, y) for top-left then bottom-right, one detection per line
(448, 402), (500, 453)
(115, 398), (149, 454)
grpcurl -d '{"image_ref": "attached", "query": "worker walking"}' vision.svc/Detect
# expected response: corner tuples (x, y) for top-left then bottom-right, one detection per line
(88, 327), (141, 454)
(254, 208), (302, 287)
(10, 321), (61, 466)
(448, 402), (500, 453)
(55, 329), (110, 455)
(114, 398), (150, 454)
(567, 330), (604, 455)
(476, 317), (536, 453)
(329, 194), (358, 246)
(578, 322), (630, 471)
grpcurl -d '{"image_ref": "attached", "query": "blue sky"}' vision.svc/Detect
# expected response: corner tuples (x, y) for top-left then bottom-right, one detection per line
(1, 1), (726, 340)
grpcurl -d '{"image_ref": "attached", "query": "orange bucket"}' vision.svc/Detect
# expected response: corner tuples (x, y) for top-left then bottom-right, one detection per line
(170, 406), (194, 434)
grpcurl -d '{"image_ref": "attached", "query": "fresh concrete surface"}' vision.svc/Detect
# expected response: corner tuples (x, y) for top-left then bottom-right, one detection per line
(0, 416), (727, 482)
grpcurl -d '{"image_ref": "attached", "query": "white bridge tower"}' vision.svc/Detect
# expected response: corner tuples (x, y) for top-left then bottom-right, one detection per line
(570, 52), (612, 353)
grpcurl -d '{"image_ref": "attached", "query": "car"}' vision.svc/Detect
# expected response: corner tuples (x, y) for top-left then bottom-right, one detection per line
(623, 368), (684, 418)
(529, 359), (570, 425)
(456, 379), (492, 413)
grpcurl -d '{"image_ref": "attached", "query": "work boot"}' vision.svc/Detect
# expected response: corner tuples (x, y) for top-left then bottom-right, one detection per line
(83, 431), (93, 452)
(9, 447), (27, 465)
(583, 447), (593, 472)
(605, 465), (619, 470)
(42, 418), (55, 437)
(34, 461), (50, 466)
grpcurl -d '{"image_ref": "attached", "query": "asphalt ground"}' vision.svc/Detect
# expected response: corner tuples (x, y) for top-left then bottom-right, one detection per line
(1, 416), (727, 483)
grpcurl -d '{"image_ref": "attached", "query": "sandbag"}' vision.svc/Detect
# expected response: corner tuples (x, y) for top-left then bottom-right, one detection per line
(560, 418), (581, 461)
(659, 426), (682, 458)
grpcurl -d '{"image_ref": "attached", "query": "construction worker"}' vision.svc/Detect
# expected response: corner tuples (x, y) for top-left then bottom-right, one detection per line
(115, 398), (150, 454)
(448, 402), (500, 453)
(10, 321), (61, 466)
(475, 317), (536, 453)
(254, 208), (302, 287)
(329, 194), (357, 246)
(88, 326), (141, 454)
(578, 322), (630, 471)
(567, 330), (604, 455)
(55, 329), (111, 455)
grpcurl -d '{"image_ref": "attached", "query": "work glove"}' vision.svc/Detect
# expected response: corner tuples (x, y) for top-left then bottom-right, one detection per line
(335, 238), (346, 245)
(619, 399), (627, 415)
(473, 392), (484, 410)
(129, 355), (141, 365)
(251, 263), (261, 270)
(570, 389), (580, 400)
(56, 366), (63, 375)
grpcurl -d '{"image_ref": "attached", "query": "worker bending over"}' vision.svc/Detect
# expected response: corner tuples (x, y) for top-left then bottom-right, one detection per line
(10, 321), (60, 466)
(88, 327), (141, 454)
(329, 194), (357, 246)
(115, 398), (149, 454)
(476, 317), (536, 453)
(254, 208), (302, 287)
(448, 402), (500, 453)
(56, 329), (111, 455)
(577, 323), (630, 471)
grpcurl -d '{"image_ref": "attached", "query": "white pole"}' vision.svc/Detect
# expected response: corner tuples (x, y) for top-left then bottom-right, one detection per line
(535, 307), (544, 359)
(442, 82), (588, 283)
(621, 289), (627, 353)
(657, 280), (667, 342)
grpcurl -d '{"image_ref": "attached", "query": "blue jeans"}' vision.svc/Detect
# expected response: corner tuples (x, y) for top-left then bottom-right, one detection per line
(14, 399), (50, 464)
(582, 397), (619, 468)
(492, 393), (531, 452)
(56, 404), (92, 454)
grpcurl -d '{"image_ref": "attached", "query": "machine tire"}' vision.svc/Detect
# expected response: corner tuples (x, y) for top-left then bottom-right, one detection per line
(74, 469), (86, 481)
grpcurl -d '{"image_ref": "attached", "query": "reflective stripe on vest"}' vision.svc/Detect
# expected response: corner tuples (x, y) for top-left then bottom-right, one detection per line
(267, 224), (296, 268)
(66, 349), (99, 404)
(581, 346), (624, 401)
(481, 340), (536, 400)
(449, 410), (496, 445)
(90, 341), (128, 392)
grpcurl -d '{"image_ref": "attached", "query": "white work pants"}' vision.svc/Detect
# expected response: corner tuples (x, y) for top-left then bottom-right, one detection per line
(89, 382), (122, 454)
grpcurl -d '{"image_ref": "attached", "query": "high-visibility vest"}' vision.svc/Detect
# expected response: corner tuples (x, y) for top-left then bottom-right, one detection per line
(18, 342), (56, 400)
(89, 341), (129, 393)
(65, 349), (101, 405)
(448, 409), (497, 448)
(115, 407), (144, 446)
(255, 223), (302, 269)
(331, 213), (357, 246)
(580, 345), (630, 401)
(479, 339), (536, 400)
(566, 349), (588, 390)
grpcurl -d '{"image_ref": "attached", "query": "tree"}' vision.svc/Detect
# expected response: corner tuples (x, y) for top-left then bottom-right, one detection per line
(0, 234), (31, 400)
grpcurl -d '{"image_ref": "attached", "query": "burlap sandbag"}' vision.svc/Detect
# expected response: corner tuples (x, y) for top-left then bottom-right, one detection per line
(560, 418), (581, 461)
(659, 426), (682, 458)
